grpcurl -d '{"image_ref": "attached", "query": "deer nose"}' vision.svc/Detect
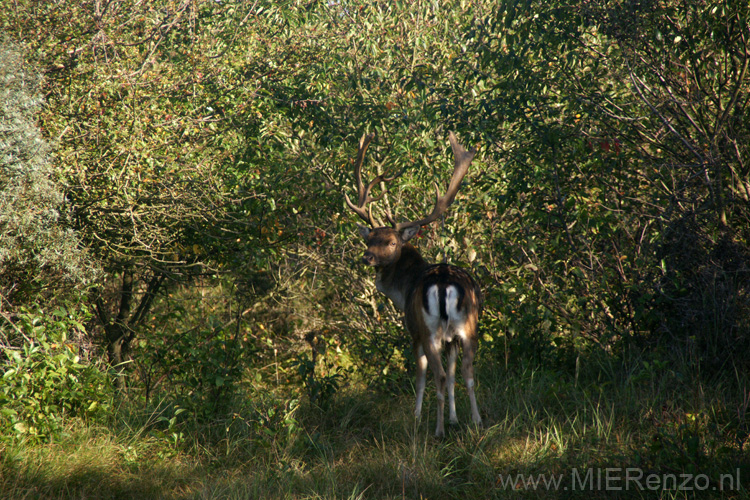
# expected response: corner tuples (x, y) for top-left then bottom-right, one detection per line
(362, 251), (376, 266)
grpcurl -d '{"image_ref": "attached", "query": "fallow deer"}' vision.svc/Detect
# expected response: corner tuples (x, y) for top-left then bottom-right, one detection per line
(345, 132), (482, 437)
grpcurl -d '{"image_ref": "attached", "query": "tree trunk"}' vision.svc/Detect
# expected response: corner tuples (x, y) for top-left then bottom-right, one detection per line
(96, 269), (165, 391)
(98, 270), (134, 391)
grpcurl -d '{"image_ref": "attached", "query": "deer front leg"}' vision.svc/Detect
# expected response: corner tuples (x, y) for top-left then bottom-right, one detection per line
(414, 344), (428, 420)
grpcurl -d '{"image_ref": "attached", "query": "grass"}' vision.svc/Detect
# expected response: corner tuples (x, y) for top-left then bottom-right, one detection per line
(2, 357), (749, 499)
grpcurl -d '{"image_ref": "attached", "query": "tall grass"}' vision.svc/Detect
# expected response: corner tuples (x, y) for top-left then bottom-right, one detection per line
(2, 355), (748, 499)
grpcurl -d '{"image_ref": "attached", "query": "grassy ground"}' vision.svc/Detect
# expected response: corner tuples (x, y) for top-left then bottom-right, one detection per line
(2, 357), (749, 499)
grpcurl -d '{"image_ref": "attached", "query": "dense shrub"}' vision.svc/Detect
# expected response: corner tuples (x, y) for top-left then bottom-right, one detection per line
(0, 305), (111, 443)
(0, 40), (96, 306)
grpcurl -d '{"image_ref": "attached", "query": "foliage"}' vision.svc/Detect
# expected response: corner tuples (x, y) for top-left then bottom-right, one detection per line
(433, 0), (750, 372)
(0, 305), (111, 443)
(0, 41), (97, 306)
(136, 309), (253, 418)
(2, 0), (278, 374)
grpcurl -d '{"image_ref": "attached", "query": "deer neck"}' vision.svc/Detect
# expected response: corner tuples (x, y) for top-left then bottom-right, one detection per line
(374, 244), (428, 311)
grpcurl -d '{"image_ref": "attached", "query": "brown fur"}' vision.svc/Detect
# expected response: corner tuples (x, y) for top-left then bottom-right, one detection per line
(359, 225), (483, 436)
(347, 131), (482, 436)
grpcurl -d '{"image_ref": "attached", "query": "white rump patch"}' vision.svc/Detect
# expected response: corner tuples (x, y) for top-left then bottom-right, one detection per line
(445, 286), (460, 321)
(425, 286), (440, 318)
(424, 285), (442, 339)
(423, 284), (468, 346)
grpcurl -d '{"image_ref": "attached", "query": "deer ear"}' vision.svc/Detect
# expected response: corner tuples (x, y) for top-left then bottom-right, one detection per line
(400, 226), (420, 242)
(357, 224), (371, 239)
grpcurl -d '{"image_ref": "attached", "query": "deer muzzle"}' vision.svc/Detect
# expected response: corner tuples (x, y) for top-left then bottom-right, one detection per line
(362, 251), (377, 266)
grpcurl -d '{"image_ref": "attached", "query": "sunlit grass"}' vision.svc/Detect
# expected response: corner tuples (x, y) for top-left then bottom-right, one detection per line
(2, 362), (748, 499)
(0, 422), (196, 499)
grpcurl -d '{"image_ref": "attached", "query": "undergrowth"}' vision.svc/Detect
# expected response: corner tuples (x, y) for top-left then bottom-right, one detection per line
(1, 354), (748, 499)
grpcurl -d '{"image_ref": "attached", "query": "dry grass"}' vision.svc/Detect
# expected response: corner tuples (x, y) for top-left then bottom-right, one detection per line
(2, 362), (749, 499)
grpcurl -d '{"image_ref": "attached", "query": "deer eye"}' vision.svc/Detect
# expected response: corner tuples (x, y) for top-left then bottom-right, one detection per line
(390, 241), (397, 246)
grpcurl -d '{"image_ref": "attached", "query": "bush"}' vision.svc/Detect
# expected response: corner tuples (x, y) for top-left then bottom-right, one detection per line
(0, 40), (97, 306)
(0, 305), (112, 443)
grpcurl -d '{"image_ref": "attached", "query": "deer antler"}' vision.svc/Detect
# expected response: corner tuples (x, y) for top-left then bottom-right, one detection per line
(344, 134), (383, 227)
(344, 133), (390, 227)
(393, 131), (477, 232)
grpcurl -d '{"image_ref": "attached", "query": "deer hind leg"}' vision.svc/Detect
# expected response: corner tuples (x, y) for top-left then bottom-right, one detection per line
(446, 339), (459, 425)
(414, 344), (428, 420)
(461, 335), (482, 426)
(423, 338), (447, 437)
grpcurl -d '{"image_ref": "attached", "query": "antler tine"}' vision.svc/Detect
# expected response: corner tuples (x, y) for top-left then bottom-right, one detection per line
(344, 133), (389, 227)
(353, 133), (375, 198)
(394, 131), (477, 232)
